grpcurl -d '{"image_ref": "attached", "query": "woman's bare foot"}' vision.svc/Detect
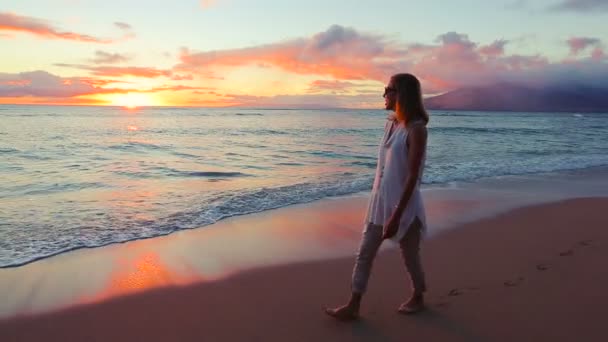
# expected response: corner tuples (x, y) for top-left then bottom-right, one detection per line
(324, 304), (360, 321)
(397, 294), (425, 315)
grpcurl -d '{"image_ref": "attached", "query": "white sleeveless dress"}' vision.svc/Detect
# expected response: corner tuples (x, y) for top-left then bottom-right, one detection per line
(364, 116), (427, 242)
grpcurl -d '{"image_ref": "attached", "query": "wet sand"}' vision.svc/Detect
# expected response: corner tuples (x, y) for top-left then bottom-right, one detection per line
(1, 197), (607, 341)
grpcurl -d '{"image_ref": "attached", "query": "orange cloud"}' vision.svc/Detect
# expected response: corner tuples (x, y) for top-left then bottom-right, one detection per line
(307, 80), (357, 93)
(176, 25), (403, 81)
(180, 25), (608, 98)
(0, 71), (207, 101)
(55, 63), (172, 78)
(178, 25), (604, 94)
(207, 92), (381, 109)
(0, 12), (111, 43)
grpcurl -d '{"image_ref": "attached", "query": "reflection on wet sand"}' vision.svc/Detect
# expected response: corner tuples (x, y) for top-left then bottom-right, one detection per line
(78, 252), (198, 306)
(0, 195), (368, 318)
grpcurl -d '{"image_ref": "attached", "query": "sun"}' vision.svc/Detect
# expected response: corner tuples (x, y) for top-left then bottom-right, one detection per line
(107, 93), (159, 108)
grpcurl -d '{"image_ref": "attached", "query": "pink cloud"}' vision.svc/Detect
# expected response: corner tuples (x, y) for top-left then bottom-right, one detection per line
(175, 25), (608, 95)
(591, 47), (606, 60)
(0, 12), (111, 43)
(176, 25), (401, 81)
(567, 37), (601, 55)
(479, 39), (509, 57)
(174, 26), (546, 92)
(55, 63), (172, 78)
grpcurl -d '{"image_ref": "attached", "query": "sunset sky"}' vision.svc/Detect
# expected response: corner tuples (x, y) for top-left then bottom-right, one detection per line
(1, 0), (607, 108)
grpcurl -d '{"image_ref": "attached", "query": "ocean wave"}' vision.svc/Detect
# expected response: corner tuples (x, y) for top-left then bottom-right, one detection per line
(348, 161), (377, 168)
(254, 129), (289, 135)
(0, 147), (19, 153)
(114, 165), (250, 179)
(277, 162), (305, 166)
(430, 126), (548, 135)
(423, 154), (608, 184)
(173, 171), (250, 178)
(0, 181), (108, 198)
(108, 141), (168, 151)
(4, 157), (608, 268)
(0, 173), (372, 268)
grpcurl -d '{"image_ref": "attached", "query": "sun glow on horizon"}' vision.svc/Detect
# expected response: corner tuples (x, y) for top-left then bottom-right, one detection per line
(103, 93), (162, 108)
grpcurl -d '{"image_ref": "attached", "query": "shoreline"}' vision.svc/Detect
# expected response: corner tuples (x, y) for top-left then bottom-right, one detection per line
(3, 165), (608, 270)
(0, 167), (607, 319)
(1, 197), (607, 341)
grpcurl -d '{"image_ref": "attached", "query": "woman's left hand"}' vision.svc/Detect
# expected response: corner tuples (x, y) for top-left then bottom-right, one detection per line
(382, 212), (400, 239)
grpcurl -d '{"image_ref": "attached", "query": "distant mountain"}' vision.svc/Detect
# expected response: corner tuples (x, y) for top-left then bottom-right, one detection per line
(424, 83), (608, 112)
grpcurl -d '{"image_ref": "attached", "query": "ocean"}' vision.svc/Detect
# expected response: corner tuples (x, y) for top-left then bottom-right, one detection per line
(1, 105), (607, 267)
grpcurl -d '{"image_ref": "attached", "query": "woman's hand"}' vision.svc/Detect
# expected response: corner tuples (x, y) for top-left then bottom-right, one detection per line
(382, 211), (401, 239)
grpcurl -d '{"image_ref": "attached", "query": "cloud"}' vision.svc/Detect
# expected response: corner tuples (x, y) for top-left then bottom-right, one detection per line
(55, 63), (172, 78)
(176, 25), (402, 81)
(175, 25), (608, 95)
(307, 80), (357, 93)
(0, 70), (110, 97)
(591, 47), (606, 60)
(479, 39), (509, 57)
(0, 12), (111, 43)
(566, 37), (601, 55)
(90, 50), (131, 64)
(548, 0), (608, 12)
(203, 92), (381, 108)
(173, 26), (530, 92)
(170, 74), (194, 81)
(114, 21), (135, 40)
(114, 22), (132, 30)
(0, 70), (205, 98)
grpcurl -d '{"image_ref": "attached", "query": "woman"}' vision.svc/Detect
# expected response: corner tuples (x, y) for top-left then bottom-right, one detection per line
(325, 73), (429, 320)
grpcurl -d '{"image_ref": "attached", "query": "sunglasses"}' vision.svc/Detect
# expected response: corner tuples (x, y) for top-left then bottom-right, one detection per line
(383, 86), (397, 97)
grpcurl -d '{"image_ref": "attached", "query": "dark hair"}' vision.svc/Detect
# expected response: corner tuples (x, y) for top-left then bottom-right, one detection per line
(392, 73), (429, 125)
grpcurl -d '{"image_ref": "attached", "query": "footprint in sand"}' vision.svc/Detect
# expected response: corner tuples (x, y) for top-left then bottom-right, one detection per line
(447, 288), (462, 296)
(504, 277), (524, 287)
(559, 250), (574, 257)
(536, 264), (549, 271)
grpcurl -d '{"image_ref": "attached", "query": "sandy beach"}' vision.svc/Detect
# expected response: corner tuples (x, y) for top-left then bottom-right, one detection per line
(1, 191), (607, 341)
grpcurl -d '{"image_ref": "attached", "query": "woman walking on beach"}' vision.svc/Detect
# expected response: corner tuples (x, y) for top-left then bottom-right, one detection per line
(325, 73), (429, 320)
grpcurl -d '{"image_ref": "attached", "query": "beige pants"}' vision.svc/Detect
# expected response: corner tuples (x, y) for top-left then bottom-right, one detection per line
(351, 218), (426, 294)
